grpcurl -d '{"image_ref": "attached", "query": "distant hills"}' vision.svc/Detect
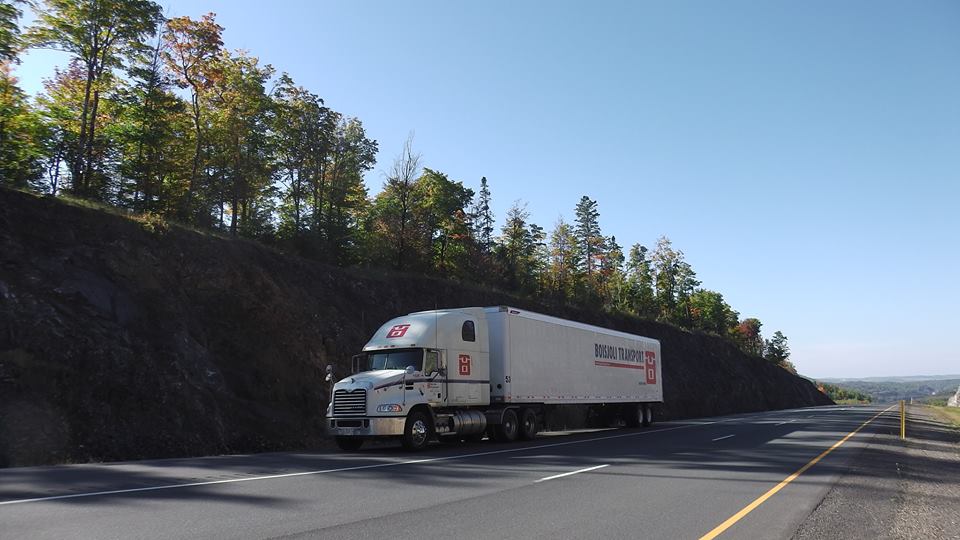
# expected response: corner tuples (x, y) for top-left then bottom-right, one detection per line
(819, 375), (960, 383)
(813, 376), (960, 404)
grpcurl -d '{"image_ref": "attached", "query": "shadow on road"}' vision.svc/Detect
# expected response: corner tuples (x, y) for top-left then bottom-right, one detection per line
(2, 406), (955, 509)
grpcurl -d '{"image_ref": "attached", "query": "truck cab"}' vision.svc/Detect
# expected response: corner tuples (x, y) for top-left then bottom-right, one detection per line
(327, 308), (490, 450)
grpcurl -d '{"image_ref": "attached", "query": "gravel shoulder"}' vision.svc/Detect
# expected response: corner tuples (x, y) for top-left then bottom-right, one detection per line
(794, 405), (960, 540)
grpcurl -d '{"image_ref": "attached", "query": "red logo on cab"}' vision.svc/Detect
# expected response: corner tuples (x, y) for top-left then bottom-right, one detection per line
(386, 324), (411, 338)
(458, 354), (471, 376)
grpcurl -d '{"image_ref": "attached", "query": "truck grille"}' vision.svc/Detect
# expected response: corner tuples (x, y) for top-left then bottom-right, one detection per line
(333, 389), (367, 416)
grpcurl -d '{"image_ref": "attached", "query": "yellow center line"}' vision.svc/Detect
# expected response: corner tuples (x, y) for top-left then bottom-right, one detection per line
(699, 405), (896, 540)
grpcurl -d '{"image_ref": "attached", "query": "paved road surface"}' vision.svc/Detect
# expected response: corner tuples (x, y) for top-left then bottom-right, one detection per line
(0, 405), (896, 539)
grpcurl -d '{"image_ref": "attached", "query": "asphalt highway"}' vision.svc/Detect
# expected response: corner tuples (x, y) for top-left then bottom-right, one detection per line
(0, 405), (897, 539)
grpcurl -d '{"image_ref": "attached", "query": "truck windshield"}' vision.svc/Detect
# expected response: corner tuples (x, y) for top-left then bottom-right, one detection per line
(367, 349), (423, 371)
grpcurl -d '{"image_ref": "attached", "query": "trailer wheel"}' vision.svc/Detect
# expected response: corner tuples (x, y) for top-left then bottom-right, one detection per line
(642, 404), (653, 427)
(494, 409), (519, 442)
(624, 403), (643, 428)
(402, 410), (433, 451)
(519, 408), (538, 440)
(335, 437), (364, 451)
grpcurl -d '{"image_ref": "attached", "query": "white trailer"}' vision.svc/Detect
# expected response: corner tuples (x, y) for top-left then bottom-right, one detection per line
(327, 306), (662, 451)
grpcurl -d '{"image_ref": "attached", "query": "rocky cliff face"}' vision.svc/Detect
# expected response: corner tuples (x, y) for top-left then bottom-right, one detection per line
(0, 188), (832, 467)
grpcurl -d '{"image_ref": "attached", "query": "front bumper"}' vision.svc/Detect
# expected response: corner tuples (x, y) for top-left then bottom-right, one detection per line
(327, 416), (405, 437)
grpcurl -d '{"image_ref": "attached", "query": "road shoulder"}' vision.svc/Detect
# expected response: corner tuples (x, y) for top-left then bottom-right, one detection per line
(793, 405), (960, 540)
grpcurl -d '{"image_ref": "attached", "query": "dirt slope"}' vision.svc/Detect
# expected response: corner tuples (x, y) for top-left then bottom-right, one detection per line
(0, 188), (832, 467)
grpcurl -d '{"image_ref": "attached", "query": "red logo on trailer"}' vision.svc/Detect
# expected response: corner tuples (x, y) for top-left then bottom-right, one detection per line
(386, 324), (411, 338)
(458, 354), (472, 376)
(644, 351), (657, 384)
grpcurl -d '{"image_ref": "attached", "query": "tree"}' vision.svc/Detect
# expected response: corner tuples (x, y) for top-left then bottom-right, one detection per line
(207, 50), (275, 236)
(0, 63), (46, 187)
(573, 195), (603, 275)
(547, 217), (578, 300)
(764, 330), (791, 366)
(322, 116), (377, 262)
(162, 12), (223, 220)
(732, 318), (764, 356)
(497, 201), (539, 291)
(410, 168), (474, 274)
(470, 176), (494, 253)
(273, 73), (326, 241)
(35, 60), (86, 194)
(600, 235), (627, 311)
(0, 0), (24, 63)
(688, 289), (738, 335)
(384, 135), (420, 270)
(27, 0), (164, 198)
(625, 244), (657, 319)
(115, 30), (188, 213)
(650, 236), (679, 320)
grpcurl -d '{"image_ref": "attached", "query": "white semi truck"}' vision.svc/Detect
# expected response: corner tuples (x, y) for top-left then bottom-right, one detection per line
(326, 306), (662, 451)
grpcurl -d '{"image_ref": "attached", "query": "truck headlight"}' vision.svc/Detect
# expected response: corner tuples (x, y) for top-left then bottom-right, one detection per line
(377, 404), (403, 413)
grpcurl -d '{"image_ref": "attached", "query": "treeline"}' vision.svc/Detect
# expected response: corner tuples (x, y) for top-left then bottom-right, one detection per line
(0, 0), (795, 369)
(817, 383), (872, 404)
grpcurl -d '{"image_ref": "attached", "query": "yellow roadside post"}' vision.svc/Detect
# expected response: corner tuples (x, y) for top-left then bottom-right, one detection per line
(900, 400), (905, 440)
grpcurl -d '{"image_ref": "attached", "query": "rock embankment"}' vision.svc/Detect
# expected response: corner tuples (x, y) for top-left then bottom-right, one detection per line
(0, 187), (831, 467)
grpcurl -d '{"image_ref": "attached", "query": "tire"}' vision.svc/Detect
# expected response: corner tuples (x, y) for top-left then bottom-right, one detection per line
(335, 436), (364, 451)
(519, 408), (538, 440)
(402, 410), (433, 451)
(624, 403), (643, 428)
(643, 404), (653, 427)
(493, 409), (519, 442)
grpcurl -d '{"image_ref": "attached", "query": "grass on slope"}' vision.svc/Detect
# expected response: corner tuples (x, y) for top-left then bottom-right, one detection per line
(928, 405), (960, 430)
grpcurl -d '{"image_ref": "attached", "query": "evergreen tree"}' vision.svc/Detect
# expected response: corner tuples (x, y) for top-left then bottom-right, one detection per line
(548, 217), (578, 300)
(625, 244), (657, 319)
(470, 176), (494, 253)
(764, 331), (791, 365)
(573, 195), (602, 275)
(497, 201), (539, 291)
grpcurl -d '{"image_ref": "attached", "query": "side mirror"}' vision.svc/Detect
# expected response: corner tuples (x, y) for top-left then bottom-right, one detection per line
(351, 354), (364, 374)
(405, 365), (416, 375)
(325, 364), (334, 383)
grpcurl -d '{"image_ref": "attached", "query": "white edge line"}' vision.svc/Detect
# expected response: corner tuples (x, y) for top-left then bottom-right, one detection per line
(0, 421), (716, 506)
(534, 464), (609, 483)
(711, 434), (735, 442)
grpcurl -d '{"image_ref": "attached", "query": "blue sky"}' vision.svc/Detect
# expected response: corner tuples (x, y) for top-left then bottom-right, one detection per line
(13, 1), (959, 378)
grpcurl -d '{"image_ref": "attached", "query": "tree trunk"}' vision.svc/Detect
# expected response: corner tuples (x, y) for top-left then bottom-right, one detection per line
(82, 89), (100, 197)
(183, 92), (202, 221)
(74, 64), (96, 196)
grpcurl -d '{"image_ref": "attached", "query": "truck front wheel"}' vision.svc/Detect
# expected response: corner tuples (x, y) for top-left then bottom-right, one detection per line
(402, 410), (434, 451)
(494, 409), (519, 442)
(335, 437), (364, 451)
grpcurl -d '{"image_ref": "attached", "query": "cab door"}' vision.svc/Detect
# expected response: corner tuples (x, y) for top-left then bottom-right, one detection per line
(424, 349), (446, 405)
